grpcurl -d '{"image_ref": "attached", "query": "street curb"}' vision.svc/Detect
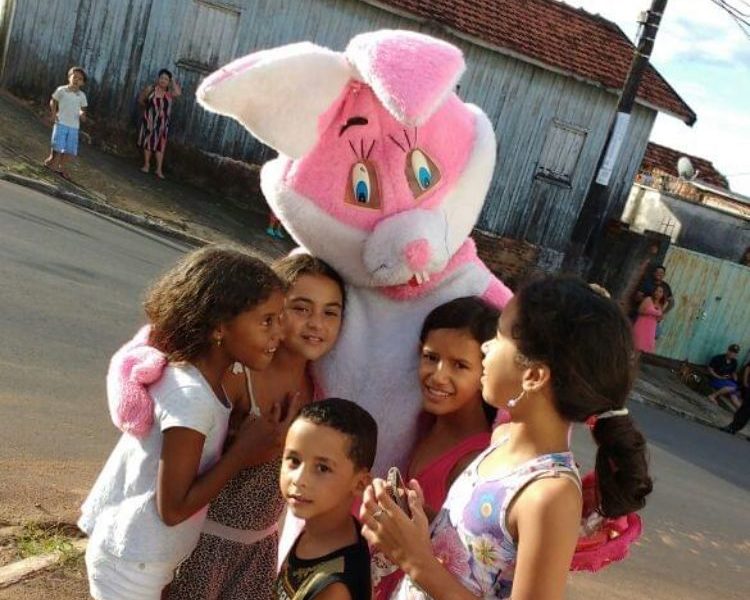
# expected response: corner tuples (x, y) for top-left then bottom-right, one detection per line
(631, 392), (749, 441)
(0, 170), (207, 248)
(0, 538), (87, 588)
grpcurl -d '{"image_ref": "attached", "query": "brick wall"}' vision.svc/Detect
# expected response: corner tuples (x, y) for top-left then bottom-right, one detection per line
(472, 229), (563, 289)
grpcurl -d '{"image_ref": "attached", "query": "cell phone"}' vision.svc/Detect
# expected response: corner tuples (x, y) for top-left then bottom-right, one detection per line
(387, 467), (411, 516)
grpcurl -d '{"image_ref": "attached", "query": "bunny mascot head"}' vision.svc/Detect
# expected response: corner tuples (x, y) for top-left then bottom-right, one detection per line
(199, 30), (512, 473)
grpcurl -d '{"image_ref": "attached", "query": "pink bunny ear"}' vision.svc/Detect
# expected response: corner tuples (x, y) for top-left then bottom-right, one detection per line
(106, 326), (167, 438)
(346, 30), (465, 126)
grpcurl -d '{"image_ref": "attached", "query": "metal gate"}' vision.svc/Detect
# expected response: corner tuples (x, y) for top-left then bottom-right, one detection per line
(656, 246), (750, 364)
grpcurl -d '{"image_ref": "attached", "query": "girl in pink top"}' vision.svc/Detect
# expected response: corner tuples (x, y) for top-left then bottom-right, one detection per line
(632, 284), (666, 354)
(374, 297), (499, 598)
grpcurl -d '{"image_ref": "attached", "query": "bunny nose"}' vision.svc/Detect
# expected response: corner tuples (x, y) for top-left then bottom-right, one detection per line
(404, 239), (431, 271)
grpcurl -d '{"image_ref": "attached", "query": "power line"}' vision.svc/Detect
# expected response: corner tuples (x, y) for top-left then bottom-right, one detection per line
(709, 0), (750, 38)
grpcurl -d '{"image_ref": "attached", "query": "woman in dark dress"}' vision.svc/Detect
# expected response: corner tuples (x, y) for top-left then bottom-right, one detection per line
(138, 68), (181, 179)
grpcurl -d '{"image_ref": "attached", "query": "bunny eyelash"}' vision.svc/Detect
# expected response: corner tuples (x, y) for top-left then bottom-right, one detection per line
(348, 138), (377, 160)
(387, 134), (406, 153)
(388, 128), (419, 153)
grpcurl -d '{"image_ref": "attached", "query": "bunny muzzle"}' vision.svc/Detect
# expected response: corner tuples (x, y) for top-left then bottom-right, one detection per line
(362, 207), (451, 286)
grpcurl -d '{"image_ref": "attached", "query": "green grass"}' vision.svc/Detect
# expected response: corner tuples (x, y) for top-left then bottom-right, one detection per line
(16, 524), (78, 562)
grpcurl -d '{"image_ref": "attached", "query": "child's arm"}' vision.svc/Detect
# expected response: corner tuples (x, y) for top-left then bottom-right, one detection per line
(157, 394), (300, 526)
(137, 84), (154, 107)
(49, 98), (58, 123)
(313, 583), (351, 600)
(171, 79), (182, 97)
(505, 477), (581, 600)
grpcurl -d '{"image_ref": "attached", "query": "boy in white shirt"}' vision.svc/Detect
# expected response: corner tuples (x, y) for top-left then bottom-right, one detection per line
(44, 66), (88, 180)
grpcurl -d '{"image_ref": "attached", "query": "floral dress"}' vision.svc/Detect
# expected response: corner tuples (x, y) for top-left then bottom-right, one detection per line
(393, 438), (580, 599)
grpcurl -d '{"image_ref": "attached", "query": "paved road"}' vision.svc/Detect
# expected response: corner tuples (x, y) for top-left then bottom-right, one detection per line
(1, 180), (747, 597)
(0, 180), (189, 521)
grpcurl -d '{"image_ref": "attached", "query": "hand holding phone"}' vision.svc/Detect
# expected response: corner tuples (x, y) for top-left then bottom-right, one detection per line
(386, 467), (411, 517)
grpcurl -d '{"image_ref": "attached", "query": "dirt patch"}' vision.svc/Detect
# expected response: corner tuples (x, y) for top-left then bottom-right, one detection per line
(0, 554), (88, 600)
(0, 459), (100, 525)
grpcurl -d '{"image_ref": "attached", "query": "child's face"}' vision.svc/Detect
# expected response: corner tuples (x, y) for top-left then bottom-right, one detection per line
(68, 71), (84, 89)
(419, 328), (484, 417)
(481, 299), (525, 408)
(280, 418), (368, 521)
(219, 290), (285, 370)
(281, 274), (343, 361)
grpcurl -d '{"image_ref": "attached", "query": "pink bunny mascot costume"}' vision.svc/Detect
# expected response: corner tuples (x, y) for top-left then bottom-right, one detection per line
(198, 30), (513, 475)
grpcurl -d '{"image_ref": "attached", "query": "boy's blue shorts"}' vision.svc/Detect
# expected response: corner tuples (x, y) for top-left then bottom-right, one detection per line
(51, 123), (79, 155)
(709, 378), (738, 391)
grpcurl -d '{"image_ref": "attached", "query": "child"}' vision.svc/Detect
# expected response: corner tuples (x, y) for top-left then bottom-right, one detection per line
(44, 66), (88, 180)
(276, 398), (376, 600)
(168, 254), (346, 600)
(362, 275), (653, 599)
(373, 297), (498, 599)
(79, 245), (295, 600)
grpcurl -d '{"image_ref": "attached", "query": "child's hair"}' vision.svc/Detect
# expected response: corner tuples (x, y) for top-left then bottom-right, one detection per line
(511, 276), (653, 518)
(297, 398), (377, 471)
(419, 296), (499, 345)
(273, 253), (346, 309)
(420, 296), (500, 424)
(158, 68), (173, 80)
(68, 66), (87, 82)
(144, 244), (286, 362)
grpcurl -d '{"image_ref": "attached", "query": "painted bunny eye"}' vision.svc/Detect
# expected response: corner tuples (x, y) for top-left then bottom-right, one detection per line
(352, 163), (371, 204)
(345, 161), (381, 210)
(411, 150), (433, 189)
(406, 148), (441, 200)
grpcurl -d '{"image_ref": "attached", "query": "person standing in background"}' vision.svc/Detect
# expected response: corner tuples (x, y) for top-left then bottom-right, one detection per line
(138, 69), (181, 179)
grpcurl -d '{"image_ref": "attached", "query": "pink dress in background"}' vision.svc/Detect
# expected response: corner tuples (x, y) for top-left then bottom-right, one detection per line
(632, 299), (662, 353)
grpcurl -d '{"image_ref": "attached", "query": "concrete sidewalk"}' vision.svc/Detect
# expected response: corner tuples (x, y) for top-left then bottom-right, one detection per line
(1, 87), (746, 442)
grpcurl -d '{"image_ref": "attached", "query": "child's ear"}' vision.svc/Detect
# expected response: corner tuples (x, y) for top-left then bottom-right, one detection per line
(521, 362), (551, 394)
(353, 470), (373, 497)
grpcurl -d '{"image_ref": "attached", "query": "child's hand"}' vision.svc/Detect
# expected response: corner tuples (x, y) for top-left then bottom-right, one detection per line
(231, 392), (301, 466)
(360, 478), (432, 571)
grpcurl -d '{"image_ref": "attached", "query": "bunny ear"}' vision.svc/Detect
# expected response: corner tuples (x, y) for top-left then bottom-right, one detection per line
(198, 42), (352, 158)
(346, 30), (465, 126)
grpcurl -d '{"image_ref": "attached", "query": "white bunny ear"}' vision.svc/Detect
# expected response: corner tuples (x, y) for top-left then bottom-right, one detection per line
(197, 42), (352, 158)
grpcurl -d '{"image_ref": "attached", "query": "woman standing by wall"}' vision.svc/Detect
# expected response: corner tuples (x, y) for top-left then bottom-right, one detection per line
(632, 284), (666, 354)
(138, 68), (181, 179)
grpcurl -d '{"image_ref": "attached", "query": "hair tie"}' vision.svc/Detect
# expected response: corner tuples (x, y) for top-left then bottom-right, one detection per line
(585, 408), (629, 430)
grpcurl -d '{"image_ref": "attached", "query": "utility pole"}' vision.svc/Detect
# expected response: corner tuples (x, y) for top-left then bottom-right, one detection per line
(563, 0), (668, 273)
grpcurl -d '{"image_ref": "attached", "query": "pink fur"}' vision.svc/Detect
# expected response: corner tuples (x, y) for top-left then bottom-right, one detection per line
(346, 30), (465, 126)
(106, 325), (167, 438)
(404, 238), (431, 271)
(482, 272), (514, 308)
(379, 239), (477, 301)
(289, 87), (474, 231)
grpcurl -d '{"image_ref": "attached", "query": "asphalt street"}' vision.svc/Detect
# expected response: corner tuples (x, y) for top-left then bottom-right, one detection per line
(1, 180), (747, 598)
(0, 180), (188, 463)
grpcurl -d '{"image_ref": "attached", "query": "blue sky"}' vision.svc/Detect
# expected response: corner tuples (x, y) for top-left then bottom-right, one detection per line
(562, 0), (750, 195)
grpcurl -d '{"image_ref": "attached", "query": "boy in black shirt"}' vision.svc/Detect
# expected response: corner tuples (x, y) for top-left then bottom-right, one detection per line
(276, 398), (376, 600)
(707, 344), (741, 409)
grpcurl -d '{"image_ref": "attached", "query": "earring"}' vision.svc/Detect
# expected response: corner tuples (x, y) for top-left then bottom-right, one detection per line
(215, 336), (223, 347)
(507, 390), (526, 408)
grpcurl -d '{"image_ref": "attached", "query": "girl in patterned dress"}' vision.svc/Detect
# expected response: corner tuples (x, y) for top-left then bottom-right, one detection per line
(373, 297), (499, 600)
(361, 276), (653, 599)
(168, 254), (346, 600)
(138, 68), (181, 179)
